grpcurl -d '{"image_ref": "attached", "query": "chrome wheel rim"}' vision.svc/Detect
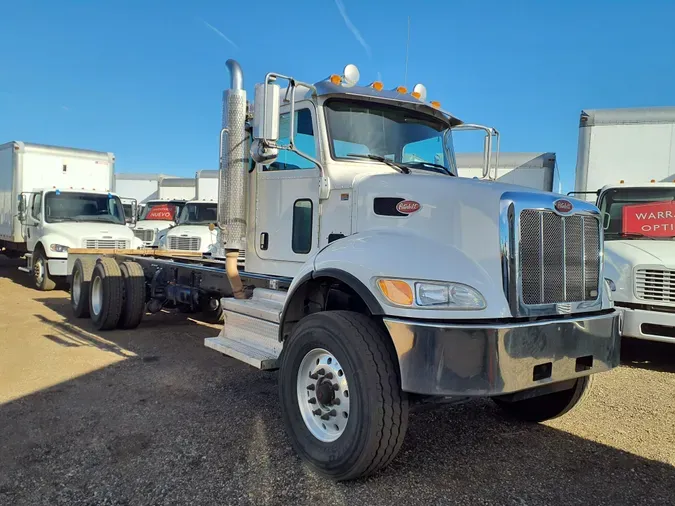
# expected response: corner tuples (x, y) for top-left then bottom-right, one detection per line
(297, 348), (351, 443)
(34, 258), (44, 285)
(72, 269), (82, 305)
(91, 276), (103, 316)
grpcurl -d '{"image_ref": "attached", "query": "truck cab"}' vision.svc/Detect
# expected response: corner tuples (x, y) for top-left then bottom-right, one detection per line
(596, 182), (675, 343)
(162, 200), (218, 253)
(19, 188), (141, 290)
(133, 199), (186, 248)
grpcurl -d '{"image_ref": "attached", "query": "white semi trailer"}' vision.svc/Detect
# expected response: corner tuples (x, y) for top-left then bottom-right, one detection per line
(457, 152), (557, 192)
(573, 107), (675, 344)
(132, 177), (196, 247)
(0, 141), (140, 290)
(163, 170), (219, 253)
(66, 61), (621, 480)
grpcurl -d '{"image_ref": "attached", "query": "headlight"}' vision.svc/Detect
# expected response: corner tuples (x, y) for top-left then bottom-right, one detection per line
(376, 278), (486, 310)
(49, 244), (69, 253)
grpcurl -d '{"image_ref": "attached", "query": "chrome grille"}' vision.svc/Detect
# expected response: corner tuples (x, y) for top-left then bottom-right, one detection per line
(519, 210), (600, 305)
(635, 269), (675, 303)
(133, 229), (155, 243)
(168, 236), (201, 251)
(85, 239), (129, 249)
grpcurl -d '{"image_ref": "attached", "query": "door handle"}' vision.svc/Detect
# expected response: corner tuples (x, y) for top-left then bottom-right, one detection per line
(260, 232), (269, 250)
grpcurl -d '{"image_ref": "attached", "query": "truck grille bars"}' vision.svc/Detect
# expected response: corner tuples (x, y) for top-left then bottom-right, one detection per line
(519, 210), (600, 305)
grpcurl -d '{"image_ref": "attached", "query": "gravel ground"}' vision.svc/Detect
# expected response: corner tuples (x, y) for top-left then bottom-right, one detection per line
(1, 257), (674, 505)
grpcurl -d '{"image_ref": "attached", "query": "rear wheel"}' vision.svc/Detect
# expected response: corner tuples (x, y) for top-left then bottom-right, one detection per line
(279, 311), (408, 481)
(493, 375), (594, 422)
(89, 258), (123, 330)
(33, 249), (56, 291)
(117, 261), (146, 329)
(71, 258), (95, 318)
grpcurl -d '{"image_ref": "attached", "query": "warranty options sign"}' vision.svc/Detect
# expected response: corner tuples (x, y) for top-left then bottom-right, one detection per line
(622, 201), (675, 237)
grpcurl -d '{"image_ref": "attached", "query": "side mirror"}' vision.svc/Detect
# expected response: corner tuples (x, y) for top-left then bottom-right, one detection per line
(602, 212), (611, 230)
(17, 193), (27, 223)
(130, 199), (138, 226)
(251, 82), (280, 164)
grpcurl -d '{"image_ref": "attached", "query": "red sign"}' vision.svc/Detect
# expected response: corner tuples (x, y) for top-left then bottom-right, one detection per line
(622, 201), (675, 237)
(554, 199), (573, 213)
(396, 200), (421, 214)
(145, 204), (177, 221)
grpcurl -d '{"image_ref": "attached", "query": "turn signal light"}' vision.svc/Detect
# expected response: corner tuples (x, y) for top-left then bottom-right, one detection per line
(377, 279), (413, 306)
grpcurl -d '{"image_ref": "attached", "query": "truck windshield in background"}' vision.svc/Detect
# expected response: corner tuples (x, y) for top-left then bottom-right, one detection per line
(44, 192), (125, 225)
(323, 99), (457, 175)
(139, 202), (182, 221)
(177, 202), (218, 225)
(599, 187), (675, 239)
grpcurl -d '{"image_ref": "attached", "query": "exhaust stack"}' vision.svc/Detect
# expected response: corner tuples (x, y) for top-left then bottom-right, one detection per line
(219, 59), (247, 299)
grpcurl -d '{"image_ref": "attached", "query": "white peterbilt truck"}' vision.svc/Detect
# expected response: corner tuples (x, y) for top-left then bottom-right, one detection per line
(132, 177), (196, 248)
(163, 170), (219, 253)
(573, 107), (675, 344)
(0, 141), (140, 290)
(66, 61), (621, 480)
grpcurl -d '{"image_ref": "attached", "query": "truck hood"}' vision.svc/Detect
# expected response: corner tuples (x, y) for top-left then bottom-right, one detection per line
(135, 220), (175, 231)
(43, 222), (134, 246)
(605, 240), (675, 269)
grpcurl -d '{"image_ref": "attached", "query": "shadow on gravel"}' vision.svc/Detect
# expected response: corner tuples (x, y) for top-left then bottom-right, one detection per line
(0, 256), (68, 292)
(1, 324), (674, 506)
(621, 337), (675, 374)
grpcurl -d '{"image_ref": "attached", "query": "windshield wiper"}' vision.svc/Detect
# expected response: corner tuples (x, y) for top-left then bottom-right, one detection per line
(614, 232), (657, 240)
(48, 217), (81, 223)
(346, 153), (410, 174)
(400, 161), (455, 176)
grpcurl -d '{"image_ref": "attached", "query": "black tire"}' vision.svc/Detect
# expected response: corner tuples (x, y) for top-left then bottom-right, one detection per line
(117, 261), (146, 329)
(201, 298), (224, 324)
(33, 249), (56, 291)
(70, 258), (95, 318)
(89, 258), (123, 331)
(279, 311), (408, 481)
(493, 375), (594, 423)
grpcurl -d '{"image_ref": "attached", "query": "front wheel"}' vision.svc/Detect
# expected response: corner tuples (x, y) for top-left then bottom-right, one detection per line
(492, 375), (594, 423)
(278, 311), (408, 481)
(33, 249), (56, 291)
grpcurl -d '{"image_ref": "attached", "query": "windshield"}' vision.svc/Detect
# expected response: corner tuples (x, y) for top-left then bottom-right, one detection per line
(139, 201), (183, 221)
(599, 187), (675, 239)
(44, 192), (125, 225)
(177, 202), (218, 225)
(324, 99), (456, 175)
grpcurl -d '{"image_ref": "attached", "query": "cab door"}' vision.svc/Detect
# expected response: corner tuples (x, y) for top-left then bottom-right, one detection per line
(254, 103), (320, 277)
(24, 192), (42, 252)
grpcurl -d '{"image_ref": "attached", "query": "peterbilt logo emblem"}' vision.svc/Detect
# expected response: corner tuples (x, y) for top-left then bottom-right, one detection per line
(554, 199), (573, 213)
(396, 200), (421, 214)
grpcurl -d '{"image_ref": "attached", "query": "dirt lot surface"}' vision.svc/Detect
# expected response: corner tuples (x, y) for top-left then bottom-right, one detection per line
(1, 256), (674, 506)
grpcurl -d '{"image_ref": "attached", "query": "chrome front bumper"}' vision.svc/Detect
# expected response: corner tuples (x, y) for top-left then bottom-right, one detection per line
(384, 310), (622, 397)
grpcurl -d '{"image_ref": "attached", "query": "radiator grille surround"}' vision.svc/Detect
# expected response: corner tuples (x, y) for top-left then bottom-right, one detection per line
(84, 239), (129, 249)
(168, 236), (202, 251)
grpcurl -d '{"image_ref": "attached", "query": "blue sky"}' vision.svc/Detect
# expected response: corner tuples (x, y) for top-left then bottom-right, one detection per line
(1, 0), (674, 193)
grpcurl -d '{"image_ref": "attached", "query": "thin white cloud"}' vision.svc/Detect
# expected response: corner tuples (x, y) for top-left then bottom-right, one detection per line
(334, 0), (371, 58)
(198, 18), (239, 49)
(61, 105), (69, 112)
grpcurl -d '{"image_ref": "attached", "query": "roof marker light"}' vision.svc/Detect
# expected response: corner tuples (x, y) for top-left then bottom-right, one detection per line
(395, 86), (408, 94)
(369, 81), (384, 91)
(430, 100), (441, 109)
(651, 179), (656, 183)
(330, 74), (342, 85)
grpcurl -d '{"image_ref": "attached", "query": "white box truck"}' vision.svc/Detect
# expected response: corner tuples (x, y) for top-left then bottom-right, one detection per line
(67, 61), (620, 481)
(573, 107), (675, 343)
(163, 170), (219, 253)
(457, 152), (557, 192)
(0, 141), (141, 290)
(132, 177), (196, 248)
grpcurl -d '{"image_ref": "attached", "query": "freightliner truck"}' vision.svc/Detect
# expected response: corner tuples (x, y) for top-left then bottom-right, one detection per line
(66, 61), (621, 480)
